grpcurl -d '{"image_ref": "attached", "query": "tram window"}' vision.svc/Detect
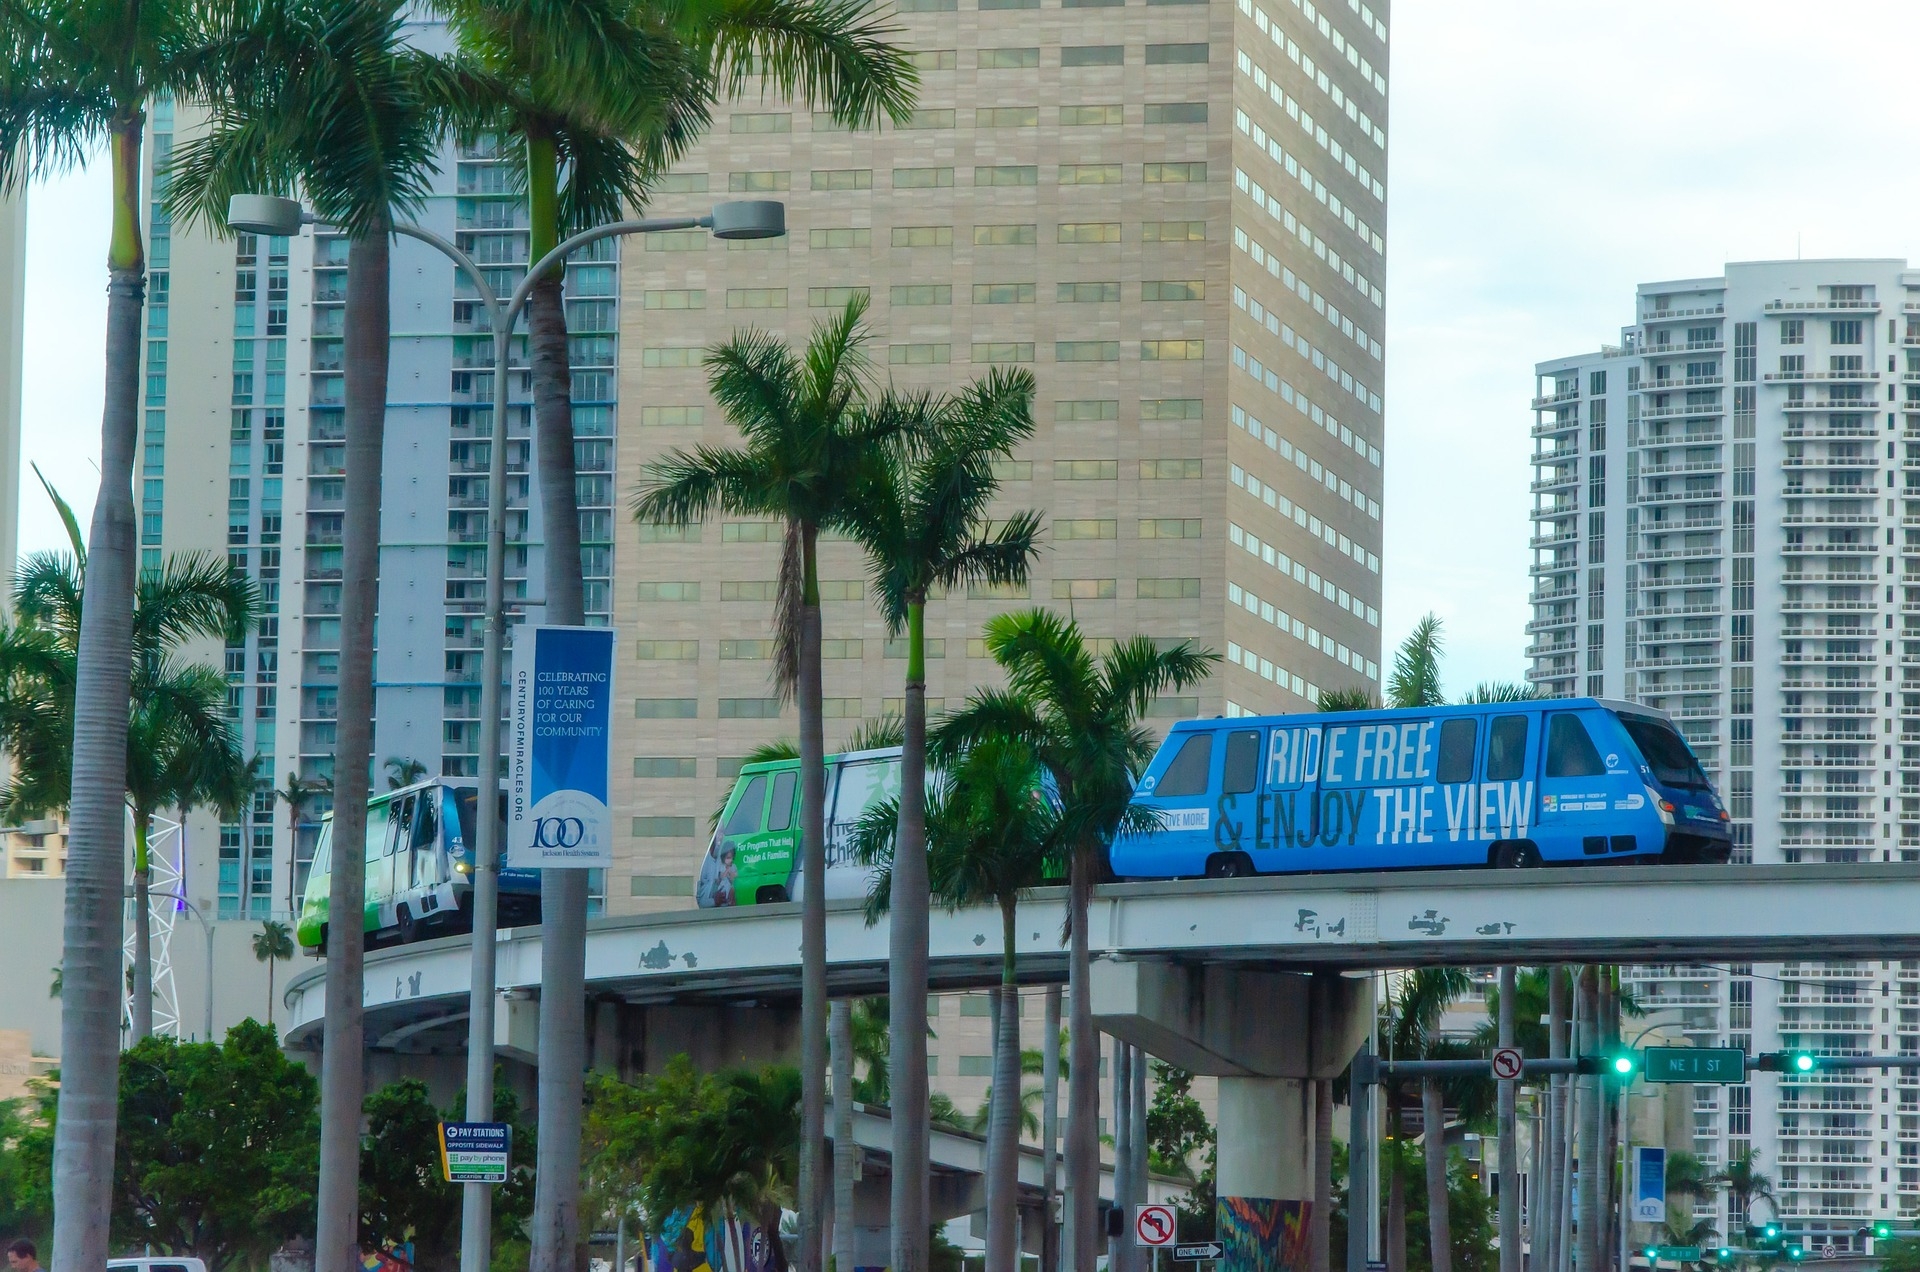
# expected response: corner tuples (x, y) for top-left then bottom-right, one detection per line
(1546, 714), (1606, 778)
(413, 792), (439, 847)
(366, 803), (393, 863)
(1222, 730), (1260, 794)
(724, 775), (768, 836)
(1436, 718), (1477, 785)
(1156, 733), (1212, 798)
(768, 769), (799, 832)
(388, 796), (413, 856)
(1485, 716), (1528, 783)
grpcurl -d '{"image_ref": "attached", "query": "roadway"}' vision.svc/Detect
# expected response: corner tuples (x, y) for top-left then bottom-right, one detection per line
(281, 863), (1920, 1050)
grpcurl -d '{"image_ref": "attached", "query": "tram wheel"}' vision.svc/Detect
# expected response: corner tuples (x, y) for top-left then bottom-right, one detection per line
(396, 905), (419, 944)
(1488, 841), (1540, 869)
(1205, 853), (1254, 879)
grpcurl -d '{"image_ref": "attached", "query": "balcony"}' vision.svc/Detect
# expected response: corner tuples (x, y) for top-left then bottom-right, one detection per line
(1782, 540), (1877, 555)
(1780, 647), (1875, 664)
(1644, 340), (1726, 356)
(1525, 613), (1578, 634)
(1531, 416), (1579, 438)
(1639, 424), (1725, 445)
(1639, 374), (1725, 393)
(1782, 512), (1880, 527)
(1635, 542), (1722, 561)
(1641, 402), (1726, 421)
(1530, 471), (1578, 495)
(1784, 483), (1878, 497)
(1640, 458), (1725, 476)
(1530, 529), (1579, 550)
(1780, 597), (1876, 613)
(1635, 653), (1723, 670)
(1767, 298), (1882, 314)
(1782, 454), (1875, 470)
(1634, 600), (1725, 617)
(1787, 420), (1878, 438)
(1783, 398), (1878, 414)
(1778, 702), (1875, 717)
(1642, 303), (1726, 320)
(1766, 369), (1881, 382)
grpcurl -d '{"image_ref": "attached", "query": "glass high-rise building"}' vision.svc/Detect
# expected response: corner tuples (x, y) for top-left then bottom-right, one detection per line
(1529, 259), (1920, 1244)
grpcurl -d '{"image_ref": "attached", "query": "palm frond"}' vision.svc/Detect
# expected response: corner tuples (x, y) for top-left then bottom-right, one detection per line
(1387, 613), (1446, 708)
(1460, 680), (1539, 704)
(1317, 686), (1379, 712)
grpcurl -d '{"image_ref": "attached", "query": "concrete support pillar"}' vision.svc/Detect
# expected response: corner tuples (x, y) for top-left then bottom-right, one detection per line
(1217, 1076), (1316, 1272)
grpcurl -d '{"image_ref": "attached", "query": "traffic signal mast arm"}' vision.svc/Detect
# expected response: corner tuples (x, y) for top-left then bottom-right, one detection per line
(1357, 1051), (1920, 1083)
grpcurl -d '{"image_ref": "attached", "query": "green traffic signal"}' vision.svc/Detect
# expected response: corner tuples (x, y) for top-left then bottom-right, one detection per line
(1876, 1223), (1895, 1240)
(1786, 1247), (1805, 1262)
(1717, 1250), (1733, 1263)
(1612, 1051), (1638, 1076)
(1792, 1052), (1816, 1073)
(1763, 1225), (1781, 1241)
(1645, 1248), (1661, 1261)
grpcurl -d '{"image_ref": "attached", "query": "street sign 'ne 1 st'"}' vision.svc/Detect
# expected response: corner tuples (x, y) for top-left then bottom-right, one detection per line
(1644, 1047), (1746, 1084)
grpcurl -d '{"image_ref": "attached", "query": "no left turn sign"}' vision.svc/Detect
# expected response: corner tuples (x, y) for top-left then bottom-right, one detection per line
(1492, 1048), (1523, 1080)
(1136, 1204), (1177, 1247)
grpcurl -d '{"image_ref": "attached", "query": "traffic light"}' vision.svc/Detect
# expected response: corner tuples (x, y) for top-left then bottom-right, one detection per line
(1610, 1050), (1640, 1078)
(1786, 1246), (1805, 1262)
(1876, 1223), (1895, 1241)
(1716, 1250), (1734, 1264)
(1764, 1224), (1782, 1243)
(1645, 1247), (1661, 1263)
(1753, 1052), (1821, 1074)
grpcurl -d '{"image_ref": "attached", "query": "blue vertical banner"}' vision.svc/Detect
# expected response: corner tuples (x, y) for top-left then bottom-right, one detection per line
(507, 625), (615, 868)
(1632, 1146), (1666, 1225)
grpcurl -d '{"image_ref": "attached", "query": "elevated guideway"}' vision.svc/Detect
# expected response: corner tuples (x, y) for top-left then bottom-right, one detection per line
(281, 862), (1920, 1051)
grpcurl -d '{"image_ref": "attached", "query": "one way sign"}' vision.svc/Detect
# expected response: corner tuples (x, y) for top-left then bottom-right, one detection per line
(1175, 1243), (1225, 1262)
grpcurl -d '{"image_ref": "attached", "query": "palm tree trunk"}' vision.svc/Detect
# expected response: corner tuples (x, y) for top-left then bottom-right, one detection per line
(315, 220), (390, 1272)
(1130, 1046), (1147, 1248)
(132, 810), (153, 1041)
(1577, 969), (1604, 1272)
(987, 903), (1022, 1272)
(1066, 842), (1100, 1272)
(1546, 967), (1569, 1272)
(526, 124), (595, 1272)
(798, 525), (829, 1272)
(1113, 1040), (1130, 1272)
(1313, 1078), (1334, 1272)
(888, 594), (931, 1272)
(831, 999), (857, 1272)
(1042, 983), (1062, 1272)
(1423, 1078), (1452, 1272)
(1386, 1093), (1406, 1272)
(51, 112), (144, 1272)
(1498, 966), (1518, 1272)
(525, 131), (583, 627)
(268, 956), (277, 1028)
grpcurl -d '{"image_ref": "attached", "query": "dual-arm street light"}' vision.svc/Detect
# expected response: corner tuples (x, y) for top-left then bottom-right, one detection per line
(226, 193), (786, 1272)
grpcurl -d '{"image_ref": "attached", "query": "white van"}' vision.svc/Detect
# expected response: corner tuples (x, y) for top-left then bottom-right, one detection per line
(108, 1257), (208, 1272)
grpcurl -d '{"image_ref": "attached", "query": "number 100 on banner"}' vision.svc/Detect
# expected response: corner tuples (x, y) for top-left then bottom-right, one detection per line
(507, 626), (615, 869)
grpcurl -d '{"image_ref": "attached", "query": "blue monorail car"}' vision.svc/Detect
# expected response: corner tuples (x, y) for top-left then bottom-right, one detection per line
(1110, 698), (1730, 878)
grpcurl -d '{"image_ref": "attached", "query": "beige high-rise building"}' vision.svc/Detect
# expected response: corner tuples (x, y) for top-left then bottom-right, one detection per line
(609, 0), (1392, 907)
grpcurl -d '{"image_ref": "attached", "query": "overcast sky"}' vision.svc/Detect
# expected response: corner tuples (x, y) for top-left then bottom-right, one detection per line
(18, 1), (1920, 695)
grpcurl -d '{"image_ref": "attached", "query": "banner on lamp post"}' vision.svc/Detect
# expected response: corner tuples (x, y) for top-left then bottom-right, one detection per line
(507, 625), (615, 869)
(1632, 1146), (1667, 1224)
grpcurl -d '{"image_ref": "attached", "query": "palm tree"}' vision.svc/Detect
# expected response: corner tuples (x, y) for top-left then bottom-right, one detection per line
(0, 4), (275, 1262)
(0, 543), (259, 1043)
(640, 1062), (801, 1272)
(383, 757), (429, 790)
(849, 735), (1058, 1272)
(839, 369), (1041, 1272)
(441, 20), (912, 1265)
(633, 297), (912, 1269)
(168, 5), (456, 1268)
(275, 771), (331, 916)
(1325, 614), (1540, 710)
(1380, 968), (1471, 1272)
(253, 919), (295, 1026)
(936, 609), (1213, 1272)
(1712, 1148), (1775, 1230)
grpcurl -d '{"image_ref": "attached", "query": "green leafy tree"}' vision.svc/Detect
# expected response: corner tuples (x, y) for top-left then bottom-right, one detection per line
(849, 735), (1055, 1271)
(0, 539), (259, 1043)
(1145, 1062), (1216, 1240)
(168, 4), (460, 1264)
(936, 609), (1212, 1271)
(0, 6), (271, 1257)
(1876, 1237), (1920, 1272)
(358, 1076), (534, 1272)
(16, 1021), (319, 1272)
(1711, 1148), (1775, 1229)
(252, 920), (295, 1026)
(838, 367), (1042, 1272)
(1323, 614), (1540, 711)
(384, 757), (429, 790)
(637, 1058), (801, 1272)
(0, 1096), (47, 1243)
(634, 297), (915, 1269)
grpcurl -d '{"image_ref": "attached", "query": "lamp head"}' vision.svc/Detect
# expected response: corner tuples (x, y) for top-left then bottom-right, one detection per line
(227, 194), (308, 237)
(708, 199), (785, 240)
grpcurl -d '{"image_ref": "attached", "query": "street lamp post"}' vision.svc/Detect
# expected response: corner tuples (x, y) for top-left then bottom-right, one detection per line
(152, 890), (214, 1041)
(226, 194), (786, 1272)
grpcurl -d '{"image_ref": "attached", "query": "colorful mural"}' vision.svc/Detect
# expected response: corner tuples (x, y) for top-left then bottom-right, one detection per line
(647, 1206), (786, 1272)
(1218, 1196), (1311, 1272)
